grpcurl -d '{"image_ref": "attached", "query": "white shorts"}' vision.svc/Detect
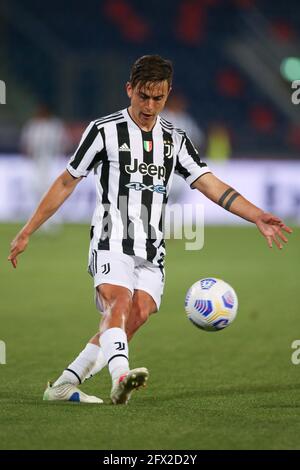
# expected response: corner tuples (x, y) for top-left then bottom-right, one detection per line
(88, 250), (165, 313)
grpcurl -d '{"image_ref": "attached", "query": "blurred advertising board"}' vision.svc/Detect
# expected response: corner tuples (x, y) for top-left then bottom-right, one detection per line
(0, 156), (299, 224)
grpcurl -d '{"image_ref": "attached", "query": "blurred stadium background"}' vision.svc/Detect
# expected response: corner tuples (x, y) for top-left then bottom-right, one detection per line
(0, 0), (300, 224)
(0, 0), (300, 451)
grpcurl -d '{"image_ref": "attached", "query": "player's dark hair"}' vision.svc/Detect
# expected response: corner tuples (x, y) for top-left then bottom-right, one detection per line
(130, 55), (173, 90)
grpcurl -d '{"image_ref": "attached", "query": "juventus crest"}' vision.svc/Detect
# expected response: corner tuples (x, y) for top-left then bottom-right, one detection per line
(163, 140), (174, 158)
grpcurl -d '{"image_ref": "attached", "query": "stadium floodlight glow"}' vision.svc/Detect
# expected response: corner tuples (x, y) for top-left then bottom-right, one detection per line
(280, 57), (300, 82)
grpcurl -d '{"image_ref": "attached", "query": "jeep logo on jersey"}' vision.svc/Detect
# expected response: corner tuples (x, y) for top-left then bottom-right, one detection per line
(164, 140), (173, 158)
(125, 158), (165, 179)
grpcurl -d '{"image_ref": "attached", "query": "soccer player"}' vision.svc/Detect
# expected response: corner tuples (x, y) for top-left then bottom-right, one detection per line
(8, 55), (292, 405)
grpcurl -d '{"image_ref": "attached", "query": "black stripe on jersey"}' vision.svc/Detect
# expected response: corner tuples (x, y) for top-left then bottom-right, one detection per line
(178, 135), (185, 154)
(95, 112), (123, 125)
(88, 251), (94, 276)
(160, 118), (185, 136)
(70, 123), (99, 170)
(90, 225), (94, 240)
(160, 117), (173, 128)
(175, 159), (191, 179)
(157, 252), (165, 282)
(158, 129), (175, 237)
(86, 149), (104, 172)
(93, 249), (98, 274)
(160, 123), (174, 133)
(98, 127), (112, 251)
(89, 250), (95, 276)
(117, 122), (134, 255)
(175, 127), (185, 136)
(162, 129), (175, 190)
(184, 134), (207, 168)
(95, 116), (124, 127)
(141, 130), (156, 262)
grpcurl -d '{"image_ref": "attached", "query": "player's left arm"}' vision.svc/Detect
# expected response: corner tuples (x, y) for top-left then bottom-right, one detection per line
(192, 172), (293, 249)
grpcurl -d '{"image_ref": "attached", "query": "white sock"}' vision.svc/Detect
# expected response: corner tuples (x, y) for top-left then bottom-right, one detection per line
(100, 327), (129, 383)
(83, 348), (107, 382)
(53, 343), (100, 386)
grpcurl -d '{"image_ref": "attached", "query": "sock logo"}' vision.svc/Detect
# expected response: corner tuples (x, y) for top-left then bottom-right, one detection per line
(114, 342), (125, 351)
(101, 263), (110, 274)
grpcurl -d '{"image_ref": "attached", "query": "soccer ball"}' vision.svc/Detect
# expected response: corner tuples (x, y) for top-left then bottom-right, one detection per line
(184, 278), (238, 332)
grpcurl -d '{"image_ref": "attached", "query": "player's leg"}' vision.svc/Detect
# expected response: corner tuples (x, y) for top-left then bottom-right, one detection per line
(97, 282), (133, 381)
(43, 328), (104, 403)
(74, 288), (155, 383)
(44, 254), (162, 404)
(109, 289), (157, 404)
(43, 251), (133, 403)
(98, 283), (150, 404)
(81, 332), (105, 381)
(108, 258), (164, 404)
(125, 289), (157, 338)
(85, 259), (163, 385)
(51, 335), (102, 386)
(84, 289), (156, 380)
(87, 249), (149, 404)
(45, 288), (157, 403)
(44, 288), (155, 403)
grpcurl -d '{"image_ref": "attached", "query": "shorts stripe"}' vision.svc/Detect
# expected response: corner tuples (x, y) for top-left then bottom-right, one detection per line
(93, 249), (98, 275)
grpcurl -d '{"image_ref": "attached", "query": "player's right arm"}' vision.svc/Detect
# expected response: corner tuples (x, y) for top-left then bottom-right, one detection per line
(8, 170), (81, 268)
(192, 172), (292, 249)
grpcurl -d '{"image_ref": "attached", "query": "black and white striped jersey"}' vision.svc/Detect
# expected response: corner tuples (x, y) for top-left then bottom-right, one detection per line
(67, 108), (210, 266)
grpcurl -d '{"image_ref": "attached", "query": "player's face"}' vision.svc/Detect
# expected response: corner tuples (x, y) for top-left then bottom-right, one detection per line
(127, 80), (171, 130)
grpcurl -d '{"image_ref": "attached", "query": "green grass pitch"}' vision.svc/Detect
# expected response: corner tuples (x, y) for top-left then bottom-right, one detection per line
(0, 223), (299, 450)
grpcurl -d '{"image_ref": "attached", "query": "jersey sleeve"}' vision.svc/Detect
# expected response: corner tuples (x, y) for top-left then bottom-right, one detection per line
(66, 121), (104, 178)
(175, 133), (210, 187)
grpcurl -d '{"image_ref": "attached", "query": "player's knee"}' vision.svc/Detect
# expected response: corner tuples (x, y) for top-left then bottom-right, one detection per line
(98, 284), (132, 317)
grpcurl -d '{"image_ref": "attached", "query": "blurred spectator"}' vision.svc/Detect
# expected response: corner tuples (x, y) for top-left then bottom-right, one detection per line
(249, 105), (276, 133)
(20, 104), (68, 232)
(175, 0), (207, 45)
(216, 68), (244, 98)
(103, 0), (150, 42)
(161, 92), (204, 150)
(270, 20), (296, 43)
(206, 123), (232, 161)
(287, 125), (300, 151)
(162, 92), (205, 208)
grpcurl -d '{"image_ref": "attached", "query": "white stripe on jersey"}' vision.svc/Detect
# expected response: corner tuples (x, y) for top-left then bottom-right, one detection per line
(67, 108), (210, 265)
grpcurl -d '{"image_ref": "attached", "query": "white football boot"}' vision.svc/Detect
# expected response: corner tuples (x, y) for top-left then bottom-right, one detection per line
(43, 382), (103, 404)
(110, 367), (149, 405)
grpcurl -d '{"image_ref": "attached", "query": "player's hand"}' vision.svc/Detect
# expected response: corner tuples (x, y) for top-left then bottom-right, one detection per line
(255, 212), (292, 249)
(8, 232), (29, 268)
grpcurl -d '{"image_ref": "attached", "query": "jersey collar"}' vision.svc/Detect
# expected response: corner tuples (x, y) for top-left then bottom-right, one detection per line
(125, 108), (160, 133)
